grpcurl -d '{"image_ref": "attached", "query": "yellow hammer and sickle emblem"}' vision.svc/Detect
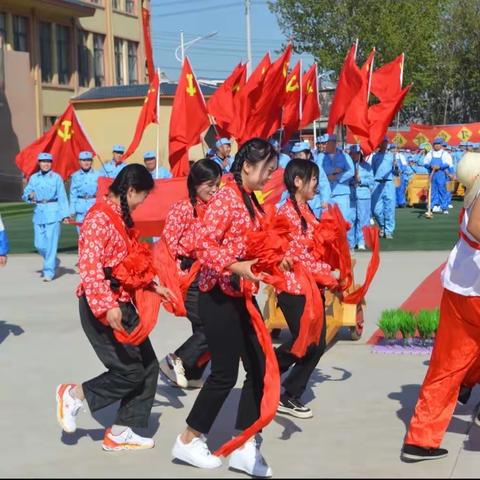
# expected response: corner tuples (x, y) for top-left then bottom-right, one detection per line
(232, 82), (240, 93)
(306, 80), (314, 94)
(286, 74), (299, 92)
(186, 74), (197, 96)
(57, 120), (73, 142)
(283, 62), (288, 77)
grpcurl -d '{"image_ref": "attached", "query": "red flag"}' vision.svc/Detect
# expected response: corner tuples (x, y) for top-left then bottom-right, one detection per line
(327, 44), (363, 134)
(141, 7), (155, 82)
(15, 104), (95, 180)
(123, 71), (159, 161)
(229, 53), (271, 142)
(169, 57), (209, 177)
(207, 62), (246, 135)
(300, 63), (321, 129)
(282, 61), (302, 144)
(343, 48), (375, 140)
(239, 44), (293, 143)
(371, 53), (404, 102)
(368, 84), (411, 150)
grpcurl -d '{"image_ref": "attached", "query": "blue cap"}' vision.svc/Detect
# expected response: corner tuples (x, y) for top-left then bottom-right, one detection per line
(291, 141), (311, 153)
(143, 151), (156, 159)
(388, 144), (397, 150)
(269, 139), (279, 148)
(38, 152), (53, 161)
(79, 151), (93, 160)
(459, 141), (467, 147)
(349, 144), (361, 153)
(112, 144), (125, 153)
(433, 137), (444, 145)
(317, 134), (328, 143)
(325, 133), (337, 142)
(215, 137), (231, 148)
(466, 141), (474, 147)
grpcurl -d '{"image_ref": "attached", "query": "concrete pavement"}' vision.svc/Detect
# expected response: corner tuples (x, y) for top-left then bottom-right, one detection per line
(1, 251), (479, 478)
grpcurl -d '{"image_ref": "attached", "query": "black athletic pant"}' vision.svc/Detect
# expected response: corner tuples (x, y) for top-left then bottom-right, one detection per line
(79, 295), (159, 429)
(276, 291), (327, 399)
(186, 286), (265, 434)
(174, 278), (209, 380)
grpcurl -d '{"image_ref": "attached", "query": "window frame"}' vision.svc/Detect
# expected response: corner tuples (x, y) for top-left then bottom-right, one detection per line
(13, 15), (29, 52)
(39, 21), (53, 83)
(77, 29), (90, 87)
(127, 40), (138, 85)
(114, 37), (124, 85)
(93, 32), (105, 87)
(56, 24), (72, 85)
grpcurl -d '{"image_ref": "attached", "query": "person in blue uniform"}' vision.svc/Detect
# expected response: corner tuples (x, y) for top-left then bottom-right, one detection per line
(423, 137), (453, 214)
(22, 152), (70, 281)
(69, 151), (100, 233)
(102, 144), (127, 178)
(143, 150), (172, 179)
(269, 139), (291, 169)
(312, 135), (327, 162)
(0, 214), (9, 267)
(348, 145), (375, 250)
(371, 138), (396, 238)
(390, 144), (408, 208)
(320, 134), (354, 223)
(212, 138), (233, 173)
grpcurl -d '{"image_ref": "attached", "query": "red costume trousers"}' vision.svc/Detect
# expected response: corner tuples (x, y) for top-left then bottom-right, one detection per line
(405, 288), (480, 448)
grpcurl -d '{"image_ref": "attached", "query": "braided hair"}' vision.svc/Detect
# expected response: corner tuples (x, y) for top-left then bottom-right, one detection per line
(187, 158), (222, 217)
(284, 158), (319, 234)
(230, 137), (278, 221)
(109, 163), (154, 229)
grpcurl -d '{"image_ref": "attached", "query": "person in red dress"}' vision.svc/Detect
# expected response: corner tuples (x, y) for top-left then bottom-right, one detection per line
(275, 158), (334, 420)
(171, 138), (279, 477)
(56, 164), (173, 451)
(160, 159), (222, 388)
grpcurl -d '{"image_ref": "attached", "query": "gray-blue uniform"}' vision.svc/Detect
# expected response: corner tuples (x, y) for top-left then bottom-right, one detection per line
(143, 150), (173, 179)
(69, 151), (100, 233)
(212, 137), (234, 173)
(102, 144), (127, 178)
(22, 153), (70, 280)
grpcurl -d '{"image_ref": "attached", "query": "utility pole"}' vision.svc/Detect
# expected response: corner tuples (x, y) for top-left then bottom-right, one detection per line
(245, 0), (252, 78)
(180, 30), (185, 65)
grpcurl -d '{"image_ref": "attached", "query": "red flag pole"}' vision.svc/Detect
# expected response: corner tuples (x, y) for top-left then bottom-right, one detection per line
(395, 53), (405, 136)
(155, 68), (161, 179)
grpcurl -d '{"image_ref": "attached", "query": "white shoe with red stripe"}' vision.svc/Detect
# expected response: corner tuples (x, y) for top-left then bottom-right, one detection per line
(56, 383), (83, 433)
(102, 427), (154, 451)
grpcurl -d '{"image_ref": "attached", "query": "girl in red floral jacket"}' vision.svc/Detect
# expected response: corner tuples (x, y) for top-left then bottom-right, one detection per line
(56, 164), (173, 451)
(171, 138), (278, 477)
(275, 158), (334, 419)
(160, 159), (222, 389)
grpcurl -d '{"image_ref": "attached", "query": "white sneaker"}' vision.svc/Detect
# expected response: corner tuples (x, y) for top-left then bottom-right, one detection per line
(102, 427), (154, 451)
(229, 438), (273, 478)
(443, 210), (449, 215)
(187, 378), (204, 389)
(448, 204), (453, 209)
(56, 384), (83, 433)
(357, 244), (366, 251)
(432, 205), (441, 213)
(172, 434), (222, 469)
(159, 354), (188, 388)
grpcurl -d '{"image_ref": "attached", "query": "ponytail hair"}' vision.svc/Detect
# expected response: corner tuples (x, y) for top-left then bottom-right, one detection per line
(284, 158), (319, 234)
(187, 158), (222, 217)
(109, 163), (154, 228)
(230, 137), (278, 221)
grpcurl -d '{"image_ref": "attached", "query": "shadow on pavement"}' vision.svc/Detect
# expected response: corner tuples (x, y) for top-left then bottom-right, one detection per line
(0, 320), (25, 345)
(303, 367), (352, 403)
(155, 378), (187, 409)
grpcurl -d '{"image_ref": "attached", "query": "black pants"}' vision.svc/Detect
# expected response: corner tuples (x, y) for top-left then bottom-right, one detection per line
(276, 292), (327, 399)
(174, 278), (209, 380)
(186, 286), (265, 434)
(79, 295), (159, 429)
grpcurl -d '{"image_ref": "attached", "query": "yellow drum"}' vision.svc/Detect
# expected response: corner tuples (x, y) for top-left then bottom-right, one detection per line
(406, 173), (429, 206)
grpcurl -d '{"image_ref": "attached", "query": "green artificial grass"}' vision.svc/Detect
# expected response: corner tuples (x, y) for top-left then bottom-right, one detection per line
(416, 309), (439, 339)
(397, 310), (417, 339)
(377, 309), (399, 339)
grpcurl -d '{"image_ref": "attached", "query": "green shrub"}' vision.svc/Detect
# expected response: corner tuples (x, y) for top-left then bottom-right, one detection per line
(398, 310), (416, 339)
(378, 309), (400, 339)
(416, 309), (438, 339)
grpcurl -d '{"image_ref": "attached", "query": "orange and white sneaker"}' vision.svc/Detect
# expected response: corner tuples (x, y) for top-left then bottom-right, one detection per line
(56, 383), (83, 433)
(102, 427), (155, 451)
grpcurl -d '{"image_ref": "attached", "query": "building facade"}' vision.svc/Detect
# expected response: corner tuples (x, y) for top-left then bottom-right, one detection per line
(0, 0), (148, 200)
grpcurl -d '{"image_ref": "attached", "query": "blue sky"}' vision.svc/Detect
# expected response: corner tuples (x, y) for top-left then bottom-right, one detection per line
(150, 0), (314, 81)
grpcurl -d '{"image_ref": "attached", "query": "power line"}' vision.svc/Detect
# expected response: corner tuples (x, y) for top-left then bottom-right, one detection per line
(152, 1), (266, 18)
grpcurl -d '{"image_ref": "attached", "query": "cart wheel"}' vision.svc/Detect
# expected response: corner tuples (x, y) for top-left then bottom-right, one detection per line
(271, 328), (282, 339)
(349, 304), (364, 341)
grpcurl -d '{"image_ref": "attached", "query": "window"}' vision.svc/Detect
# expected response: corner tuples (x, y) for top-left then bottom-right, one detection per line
(93, 33), (105, 86)
(0, 13), (6, 43)
(114, 38), (124, 85)
(77, 30), (90, 87)
(43, 116), (57, 133)
(13, 15), (28, 52)
(40, 22), (53, 83)
(56, 25), (71, 85)
(127, 41), (138, 84)
(126, 0), (135, 14)
(113, 0), (122, 10)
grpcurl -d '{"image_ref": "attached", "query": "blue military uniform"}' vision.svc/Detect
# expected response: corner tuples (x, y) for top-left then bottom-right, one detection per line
(371, 148), (396, 238)
(212, 138), (234, 173)
(22, 153), (70, 280)
(143, 150), (172, 179)
(319, 134), (354, 223)
(349, 149), (375, 249)
(69, 151), (100, 233)
(102, 144), (127, 178)
(0, 214), (9, 257)
(424, 138), (452, 213)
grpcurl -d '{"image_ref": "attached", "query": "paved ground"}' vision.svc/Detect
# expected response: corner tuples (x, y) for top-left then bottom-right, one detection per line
(1, 251), (480, 478)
